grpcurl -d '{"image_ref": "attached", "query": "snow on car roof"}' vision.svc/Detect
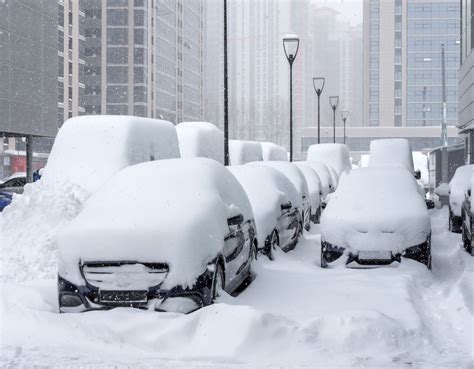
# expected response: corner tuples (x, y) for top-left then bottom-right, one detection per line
(260, 142), (288, 161)
(58, 158), (253, 289)
(176, 122), (224, 164)
(369, 139), (414, 173)
(42, 115), (180, 194)
(321, 167), (430, 253)
(292, 163), (321, 210)
(229, 140), (263, 165)
(253, 161), (309, 200)
(228, 164), (301, 246)
(449, 165), (474, 216)
(306, 143), (351, 177)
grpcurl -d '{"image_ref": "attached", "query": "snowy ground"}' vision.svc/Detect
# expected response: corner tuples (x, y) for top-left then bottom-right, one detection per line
(0, 207), (472, 368)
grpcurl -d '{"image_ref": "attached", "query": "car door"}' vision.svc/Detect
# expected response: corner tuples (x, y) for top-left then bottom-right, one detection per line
(277, 208), (298, 249)
(223, 223), (248, 290)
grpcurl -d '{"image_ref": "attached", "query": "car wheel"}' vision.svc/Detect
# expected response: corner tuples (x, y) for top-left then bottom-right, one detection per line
(266, 231), (279, 260)
(211, 263), (225, 302)
(320, 245), (327, 268)
(448, 211), (453, 232)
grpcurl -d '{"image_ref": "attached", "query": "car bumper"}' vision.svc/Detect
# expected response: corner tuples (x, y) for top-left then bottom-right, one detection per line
(450, 214), (462, 233)
(58, 271), (213, 314)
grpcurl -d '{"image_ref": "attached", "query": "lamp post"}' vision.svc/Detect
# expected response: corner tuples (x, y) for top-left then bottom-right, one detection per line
(329, 96), (339, 143)
(223, 0), (229, 165)
(283, 34), (300, 162)
(341, 110), (349, 145)
(313, 77), (325, 144)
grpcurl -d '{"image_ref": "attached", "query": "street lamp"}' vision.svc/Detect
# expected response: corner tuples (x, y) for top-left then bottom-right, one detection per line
(283, 33), (300, 161)
(329, 96), (339, 143)
(313, 77), (325, 144)
(341, 110), (349, 145)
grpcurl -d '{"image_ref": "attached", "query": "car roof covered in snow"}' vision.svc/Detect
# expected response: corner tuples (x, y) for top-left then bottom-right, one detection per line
(176, 122), (224, 164)
(306, 143), (351, 177)
(228, 164), (301, 246)
(291, 163), (321, 210)
(449, 165), (474, 216)
(253, 161), (309, 200)
(260, 142), (288, 161)
(58, 158), (253, 289)
(229, 140), (263, 165)
(369, 139), (414, 173)
(321, 166), (430, 252)
(42, 115), (180, 194)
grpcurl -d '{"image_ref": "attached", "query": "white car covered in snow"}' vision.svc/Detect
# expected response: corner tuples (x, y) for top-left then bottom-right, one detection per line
(228, 165), (302, 257)
(296, 161), (335, 201)
(321, 167), (431, 269)
(57, 158), (257, 314)
(369, 138), (418, 178)
(229, 140), (263, 165)
(292, 162), (322, 223)
(254, 161), (311, 231)
(176, 122), (224, 164)
(449, 165), (474, 233)
(306, 143), (351, 179)
(260, 142), (288, 161)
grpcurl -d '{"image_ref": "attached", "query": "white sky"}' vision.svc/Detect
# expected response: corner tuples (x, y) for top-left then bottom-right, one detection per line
(311, 0), (363, 26)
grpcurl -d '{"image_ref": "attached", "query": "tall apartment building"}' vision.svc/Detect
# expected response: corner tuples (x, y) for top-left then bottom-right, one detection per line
(58, 0), (85, 125)
(80, 0), (204, 124)
(363, 0), (460, 139)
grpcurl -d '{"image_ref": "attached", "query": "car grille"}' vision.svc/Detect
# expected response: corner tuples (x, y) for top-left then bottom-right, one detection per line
(82, 262), (168, 291)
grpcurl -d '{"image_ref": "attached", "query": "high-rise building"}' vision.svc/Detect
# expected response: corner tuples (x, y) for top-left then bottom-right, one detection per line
(81, 0), (204, 123)
(363, 0), (461, 130)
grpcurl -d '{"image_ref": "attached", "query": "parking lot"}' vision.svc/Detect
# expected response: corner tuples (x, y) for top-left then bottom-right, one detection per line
(1, 207), (472, 368)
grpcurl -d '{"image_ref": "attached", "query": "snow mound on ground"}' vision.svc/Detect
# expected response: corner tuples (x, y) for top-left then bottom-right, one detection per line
(227, 165), (301, 246)
(42, 115), (180, 193)
(369, 139), (414, 173)
(306, 143), (351, 177)
(260, 142), (288, 161)
(229, 140), (263, 165)
(58, 158), (254, 289)
(449, 165), (474, 216)
(0, 180), (89, 283)
(176, 122), (224, 164)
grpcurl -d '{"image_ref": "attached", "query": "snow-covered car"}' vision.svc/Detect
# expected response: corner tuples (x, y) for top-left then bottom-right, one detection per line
(369, 139), (418, 178)
(228, 165), (302, 257)
(449, 165), (474, 233)
(229, 140), (263, 165)
(57, 158), (257, 314)
(296, 161), (334, 201)
(320, 167), (432, 269)
(254, 161), (311, 231)
(176, 122), (224, 164)
(0, 172), (26, 194)
(260, 142), (288, 161)
(42, 115), (180, 194)
(461, 177), (474, 255)
(292, 162), (322, 223)
(306, 143), (351, 178)
(0, 191), (13, 212)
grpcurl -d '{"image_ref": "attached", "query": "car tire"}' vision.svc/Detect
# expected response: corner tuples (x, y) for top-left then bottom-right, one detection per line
(320, 245), (327, 268)
(211, 263), (225, 302)
(448, 210), (453, 232)
(266, 231), (279, 260)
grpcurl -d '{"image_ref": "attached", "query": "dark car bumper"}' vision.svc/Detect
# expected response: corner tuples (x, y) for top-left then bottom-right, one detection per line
(58, 270), (214, 314)
(449, 213), (462, 233)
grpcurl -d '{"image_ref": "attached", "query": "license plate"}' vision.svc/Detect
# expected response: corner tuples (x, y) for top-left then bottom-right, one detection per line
(99, 290), (148, 303)
(358, 251), (392, 261)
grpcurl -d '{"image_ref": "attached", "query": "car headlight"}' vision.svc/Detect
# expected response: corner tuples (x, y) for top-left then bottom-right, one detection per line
(321, 241), (345, 263)
(60, 293), (83, 307)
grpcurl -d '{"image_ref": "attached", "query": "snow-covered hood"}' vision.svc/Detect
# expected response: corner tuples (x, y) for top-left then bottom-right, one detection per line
(449, 165), (474, 216)
(58, 158), (253, 289)
(321, 167), (430, 253)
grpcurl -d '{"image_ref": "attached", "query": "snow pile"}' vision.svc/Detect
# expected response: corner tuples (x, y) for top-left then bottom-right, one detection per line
(321, 167), (430, 252)
(449, 165), (474, 216)
(254, 161), (309, 202)
(176, 122), (224, 164)
(0, 180), (89, 282)
(260, 142), (288, 161)
(228, 165), (301, 246)
(292, 163), (321, 212)
(413, 152), (429, 187)
(42, 115), (180, 193)
(369, 139), (414, 173)
(229, 140), (263, 165)
(295, 161), (333, 199)
(58, 158), (253, 289)
(306, 143), (351, 177)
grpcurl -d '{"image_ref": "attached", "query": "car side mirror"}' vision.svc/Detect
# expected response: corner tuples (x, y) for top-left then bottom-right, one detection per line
(414, 170), (421, 180)
(227, 213), (244, 227)
(281, 201), (292, 211)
